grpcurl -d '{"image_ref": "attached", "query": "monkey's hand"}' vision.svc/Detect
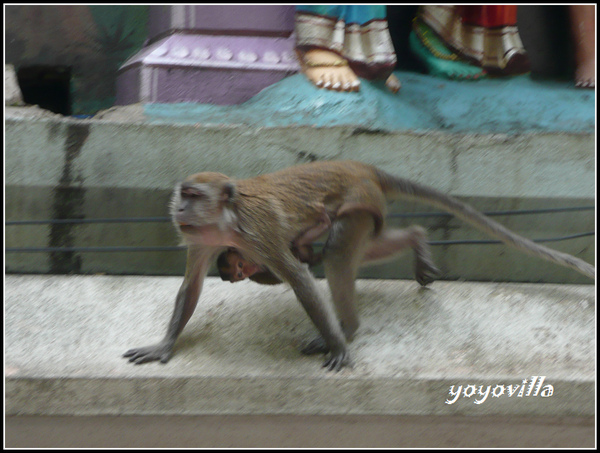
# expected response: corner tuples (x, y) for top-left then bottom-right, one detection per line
(123, 342), (174, 365)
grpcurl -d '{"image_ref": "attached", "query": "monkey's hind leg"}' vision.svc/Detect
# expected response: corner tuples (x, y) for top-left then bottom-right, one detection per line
(302, 212), (376, 357)
(363, 225), (440, 286)
(406, 226), (440, 286)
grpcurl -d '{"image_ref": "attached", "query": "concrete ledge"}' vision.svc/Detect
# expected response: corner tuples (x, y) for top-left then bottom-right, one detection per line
(5, 106), (595, 281)
(6, 275), (594, 417)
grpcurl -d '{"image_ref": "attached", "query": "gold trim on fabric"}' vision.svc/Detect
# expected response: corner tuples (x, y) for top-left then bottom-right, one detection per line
(419, 5), (526, 71)
(295, 12), (396, 67)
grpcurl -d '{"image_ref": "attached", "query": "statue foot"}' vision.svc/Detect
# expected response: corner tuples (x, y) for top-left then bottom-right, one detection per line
(385, 73), (401, 93)
(575, 59), (595, 89)
(297, 49), (361, 92)
(569, 5), (595, 89)
(409, 25), (486, 81)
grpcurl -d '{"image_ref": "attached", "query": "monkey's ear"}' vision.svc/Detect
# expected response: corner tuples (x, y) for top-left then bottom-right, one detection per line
(221, 182), (236, 203)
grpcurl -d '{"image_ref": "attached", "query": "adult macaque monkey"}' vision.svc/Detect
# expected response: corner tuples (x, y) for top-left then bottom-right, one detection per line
(124, 161), (595, 371)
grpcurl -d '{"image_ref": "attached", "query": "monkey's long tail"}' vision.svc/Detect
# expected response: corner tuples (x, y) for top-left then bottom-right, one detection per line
(377, 170), (595, 279)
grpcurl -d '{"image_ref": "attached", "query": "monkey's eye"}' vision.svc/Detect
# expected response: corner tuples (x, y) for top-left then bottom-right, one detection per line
(181, 187), (205, 199)
(237, 272), (243, 278)
(238, 262), (243, 268)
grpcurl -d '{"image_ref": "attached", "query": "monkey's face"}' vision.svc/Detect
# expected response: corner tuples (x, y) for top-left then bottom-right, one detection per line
(170, 172), (237, 244)
(218, 250), (261, 283)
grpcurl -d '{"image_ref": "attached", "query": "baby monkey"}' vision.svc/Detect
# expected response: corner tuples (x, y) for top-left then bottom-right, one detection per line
(218, 205), (331, 284)
(218, 205), (438, 287)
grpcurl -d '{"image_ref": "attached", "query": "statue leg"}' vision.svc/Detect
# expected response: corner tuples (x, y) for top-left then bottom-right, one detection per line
(295, 5), (400, 93)
(411, 6), (529, 80)
(570, 5), (595, 89)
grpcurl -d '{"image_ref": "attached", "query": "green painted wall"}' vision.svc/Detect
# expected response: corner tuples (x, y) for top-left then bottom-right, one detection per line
(6, 5), (148, 115)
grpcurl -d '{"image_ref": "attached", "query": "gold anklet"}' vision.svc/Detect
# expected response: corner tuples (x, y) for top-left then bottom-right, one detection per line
(303, 59), (349, 68)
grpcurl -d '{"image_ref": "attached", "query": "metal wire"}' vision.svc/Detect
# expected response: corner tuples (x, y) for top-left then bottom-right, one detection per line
(5, 217), (171, 226)
(388, 205), (595, 219)
(4, 205), (595, 226)
(5, 206), (595, 253)
(5, 245), (186, 253)
(5, 232), (594, 253)
(428, 231), (595, 246)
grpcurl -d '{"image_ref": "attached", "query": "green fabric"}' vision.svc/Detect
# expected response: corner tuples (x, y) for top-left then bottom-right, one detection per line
(409, 21), (486, 81)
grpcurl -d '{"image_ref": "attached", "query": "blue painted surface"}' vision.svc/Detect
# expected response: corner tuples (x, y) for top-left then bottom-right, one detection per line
(145, 71), (595, 134)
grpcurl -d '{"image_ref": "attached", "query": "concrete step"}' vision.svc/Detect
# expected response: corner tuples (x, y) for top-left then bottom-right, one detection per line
(6, 274), (594, 417)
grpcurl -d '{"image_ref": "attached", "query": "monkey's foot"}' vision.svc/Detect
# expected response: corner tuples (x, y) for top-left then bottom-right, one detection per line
(323, 347), (353, 372)
(415, 258), (440, 287)
(297, 48), (361, 92)
(409, 25), (487, 81)
(123, 343), (173, 364)
(575, 59), (595, 89)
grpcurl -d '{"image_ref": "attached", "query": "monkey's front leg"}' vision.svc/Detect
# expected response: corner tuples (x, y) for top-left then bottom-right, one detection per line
(124, 246), (220, 364)
(123, 279), (199, 364)
(274, 257), (351, 371)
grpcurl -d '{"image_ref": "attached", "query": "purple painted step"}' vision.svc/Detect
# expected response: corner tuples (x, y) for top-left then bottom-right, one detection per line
(117, 5), (300, 105)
